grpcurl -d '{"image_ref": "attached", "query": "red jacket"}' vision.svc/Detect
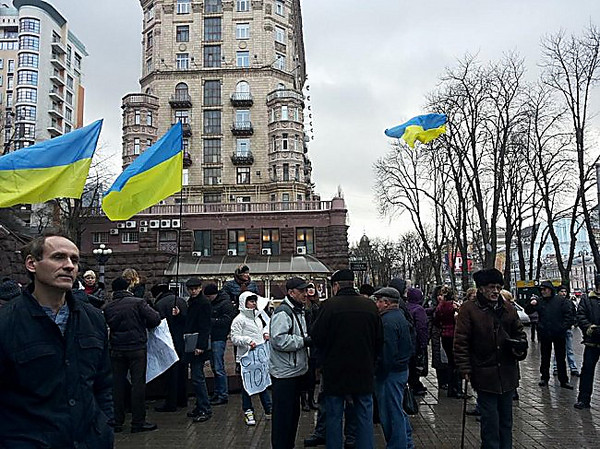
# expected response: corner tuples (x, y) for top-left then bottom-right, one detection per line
(435, 300), (456, 338)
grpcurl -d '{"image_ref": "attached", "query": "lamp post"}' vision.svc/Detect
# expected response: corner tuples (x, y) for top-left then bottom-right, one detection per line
(92, 244), (112, 285)
(580, 251), (588, 293)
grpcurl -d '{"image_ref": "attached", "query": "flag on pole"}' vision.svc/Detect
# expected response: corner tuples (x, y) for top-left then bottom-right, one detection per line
(102, 122), (183, 221)
(384, 113), (447, 148)
(0, 119), (103, 208)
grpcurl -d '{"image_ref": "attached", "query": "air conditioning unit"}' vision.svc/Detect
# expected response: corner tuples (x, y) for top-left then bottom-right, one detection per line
(296, 246), (307, 255)
(171, 219), (181, 228)
(227, 249), (237, 256)
(139, 226), (148, 233)
(149, 219), (160, 228)
(140, 220), (149, 227)
(109, 229), (119, 235)
(116, 222), (126, 229)
(160, 219), (171, 228)
(126, 220), (136, 228)
(262, 248), (272, 255)
(217, 177), (222, 184)
(192, 251), (202, 257)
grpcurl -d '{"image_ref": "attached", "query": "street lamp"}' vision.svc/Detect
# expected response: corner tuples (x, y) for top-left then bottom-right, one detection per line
(92, 244), (112, 285)
(579, 251), (588, 293)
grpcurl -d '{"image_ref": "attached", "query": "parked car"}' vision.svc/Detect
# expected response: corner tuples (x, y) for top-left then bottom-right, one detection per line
(514, 302), (530, 326)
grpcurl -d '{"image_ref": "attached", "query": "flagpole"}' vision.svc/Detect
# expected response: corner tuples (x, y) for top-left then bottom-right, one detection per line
(174, 187), (183, 301)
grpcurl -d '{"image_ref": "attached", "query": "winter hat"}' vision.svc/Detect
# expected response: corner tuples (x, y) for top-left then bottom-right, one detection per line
(83, 270), (96, 279)
(150, 283), (169, 298)
(373, 287), (400, 302)
(538, 280), (555, 293)
(186, 277), (202, 288)
(203, 284), (219, 295)
(331, 269), (354, 283)
(389, 278), (407, 297)
(406, 287), (424, 305)
(359, 284), (375, 296)
(558, 284), (570, 294)
(473, 269), (504, 287)
(0, 279), (21, 301)
(111, 277), (130, 292)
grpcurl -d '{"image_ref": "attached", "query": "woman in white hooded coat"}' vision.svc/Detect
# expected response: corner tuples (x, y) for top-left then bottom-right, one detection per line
(230, 291), (272, 425)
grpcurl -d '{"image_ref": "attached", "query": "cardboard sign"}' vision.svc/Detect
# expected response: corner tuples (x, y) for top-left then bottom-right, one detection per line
(240, 342), (271, 395)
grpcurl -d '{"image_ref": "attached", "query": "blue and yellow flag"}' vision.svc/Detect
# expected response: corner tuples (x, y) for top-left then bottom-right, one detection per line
(0, 120), (103, 207)
(102, 122), (183, 221)
(385, 113), (447, 148)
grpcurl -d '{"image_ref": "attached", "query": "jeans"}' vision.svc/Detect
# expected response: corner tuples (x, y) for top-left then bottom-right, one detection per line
(191, 355), (212, 414)
(271, 376), (303, 449)
(325, 394), (373, 449)
(478, 389), (514, 449)
(552, 329), (578, 372)
(111, 348), (147, 426)
(375, 370), (414, 449)
(577, 346), (600, 404)
(313, 373), (356, 443)
(210, 340), (229, 400)
(242, 387), (272, 413)
(540, 335), (568, 383)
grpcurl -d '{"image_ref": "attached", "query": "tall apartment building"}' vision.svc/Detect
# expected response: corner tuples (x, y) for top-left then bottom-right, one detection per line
(81, 0), (349, 296)
(0, 0), (86, 154)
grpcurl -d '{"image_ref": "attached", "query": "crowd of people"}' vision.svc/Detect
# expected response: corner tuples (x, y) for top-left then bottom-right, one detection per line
(1, 233), (600, 449)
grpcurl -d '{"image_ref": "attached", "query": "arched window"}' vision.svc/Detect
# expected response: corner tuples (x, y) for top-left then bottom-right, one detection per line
(277, 83), (285, 90)
(175, 82), (189, 99)
(236, 81), (250, 94)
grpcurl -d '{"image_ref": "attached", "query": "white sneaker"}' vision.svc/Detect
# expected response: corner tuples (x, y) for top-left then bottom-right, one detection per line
(244, 409), (256, 426)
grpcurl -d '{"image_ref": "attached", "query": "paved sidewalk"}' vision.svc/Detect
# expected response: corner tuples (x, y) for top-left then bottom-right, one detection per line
(116, 327), (600, 448)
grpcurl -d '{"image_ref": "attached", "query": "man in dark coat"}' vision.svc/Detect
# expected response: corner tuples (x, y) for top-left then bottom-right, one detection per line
(104, 276), (161, 433)
(222, 264), (259, 308)
(184, 277), (213, 422)
(152, 283), (189, 411)
(206, 283), (235, 405)
(525, 280), (574, 388)
(574, 274), (600, 409)
(0, 234), (114, 448)
(455, 268), (527, 449)
(312, 269), (383, 449)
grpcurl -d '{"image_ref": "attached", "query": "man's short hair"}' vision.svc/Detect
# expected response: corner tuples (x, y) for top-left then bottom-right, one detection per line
(21, 233), (76, 280)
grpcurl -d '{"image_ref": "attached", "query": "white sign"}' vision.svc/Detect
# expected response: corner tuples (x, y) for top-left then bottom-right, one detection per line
(240, 342), (271, 395)
(146, 319), (179, 383)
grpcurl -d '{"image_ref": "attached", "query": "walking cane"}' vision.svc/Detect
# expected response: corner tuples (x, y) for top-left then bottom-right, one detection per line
(460, 378), (469, 449)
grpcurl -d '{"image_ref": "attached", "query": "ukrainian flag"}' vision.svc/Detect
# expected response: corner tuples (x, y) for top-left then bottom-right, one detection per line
(384, 113), (447, 148)
(102, 122), (183, 221)
(0, 120), (103, 208)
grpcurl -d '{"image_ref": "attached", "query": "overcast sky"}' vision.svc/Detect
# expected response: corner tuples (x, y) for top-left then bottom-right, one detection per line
(49, 0), (600, 244)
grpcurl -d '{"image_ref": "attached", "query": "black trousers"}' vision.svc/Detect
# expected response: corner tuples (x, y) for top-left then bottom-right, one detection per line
(271, 375), (303, 449)
(540, 335), (568, 383)
(577, 346), (600, 404)
(162, 359), (188, 408)
(111, 348), (147, 426)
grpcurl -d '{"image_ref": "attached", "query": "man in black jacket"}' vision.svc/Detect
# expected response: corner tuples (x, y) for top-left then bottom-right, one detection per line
(184, 277), (213, 422)
(574, 275), (600, 409)
(0, 234), (114, 448)
(312, 269), (383, 449)
(152, 283), (189, 411)
(526, 280), (574, 389)
(206, 283), (235, 405)
(104, 276), (161, 433)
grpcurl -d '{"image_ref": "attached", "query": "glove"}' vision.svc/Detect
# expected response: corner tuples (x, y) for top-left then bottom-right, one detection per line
(303, 336), (313, 347)
(587, 325), (600, 337)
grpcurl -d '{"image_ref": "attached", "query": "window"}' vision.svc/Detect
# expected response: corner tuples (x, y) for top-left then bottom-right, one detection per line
(147, 139), (153, 148)
(237, 0), (250, 12)
(18, 53), (38, 68)
(20, 18), (40, 34)
(295, 164), (300, 181)
(271, 164), (277, 181)
(122, 231), (139, 244)
(19, 124), (35, 139)
(134, 138), (141, 155)
(135, 110), (141, 124)
(283, 163), (290, 181)
(204, 18), (222, 41)
(228, 229), (246, 255)
(159, 230), (178, 243)
(74, 53), (82, 69)
(65, 91), (73, 105)
(205, 0), (222, 13)
(6, 92), (12, 108)
(0, 59), (3, 69)
(262, 229), (280, 255)
(146, 31), (153, 50)
(203, 45), (221, 67)
(275, 26), (286, 44)
(175, 82), (189, 99)
(66, 45), (72, 68)
(66, 75), (74, 89)
(177, 0), (191, 14)
(282, 133), (288, 150)
(204, 167), (222, 185)
(237, 167), (250, 184)
(235, 109), (250, 125)
(203, 193), (221, 203)
(174, 109), (189, 124)
(8, 60), (14, 73)
(203, 110), (221, 134)
(203, 139), (221, 163)
(236, 23), (250, 39)
(64, 107), (72, 122)
(16, 87), (37, 103)
(194, 230), (212, 256)
(236, 51), (249, 68)
(16, 105), (36, 121)
(176, 53), (189, 70)
(176, 25), (189, 43)
(236, 138), (250, 156)
(274, 53), (286, 70)
(281, 105), (288, 120)
(146, 111), (153, 126)
(17, 70), (38, 86)
(293, 107), (300, 122)
(204, 80), (221, 106)
(92, 232), (109, 244)
(276, 0), (285, 16)
(296, 228), (315, 254)
(145, 5), (155, 22)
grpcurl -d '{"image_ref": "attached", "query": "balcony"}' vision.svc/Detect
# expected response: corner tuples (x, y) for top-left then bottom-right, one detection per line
(122, 93), (159, 107)
(50, 57), (66, 70)
(231, 121), (253, 136)
(48, 107), (64, 119)
(183, 151), (193, 168)
(49, 89), (64, 103)
(51, 40), (66, 55)
(47, 124), (63, 137)
(169, 93), (192, 108)
(50, 72), (65, 86)
(230, 151), (254, 165)
(230, 92), (253, 107)
(173, 122), (192, 137)
(266, 89), (304, 104)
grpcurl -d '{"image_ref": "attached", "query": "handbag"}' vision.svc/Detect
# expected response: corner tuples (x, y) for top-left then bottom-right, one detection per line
(403, 384), (419, 416)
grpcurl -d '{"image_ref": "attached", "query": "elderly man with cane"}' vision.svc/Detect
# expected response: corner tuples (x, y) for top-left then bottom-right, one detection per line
(454, 268), (527, 449)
